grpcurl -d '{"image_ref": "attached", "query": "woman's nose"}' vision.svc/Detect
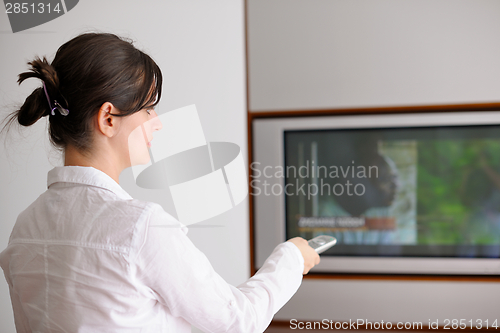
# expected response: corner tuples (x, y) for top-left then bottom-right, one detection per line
(151, 110), (163, 131)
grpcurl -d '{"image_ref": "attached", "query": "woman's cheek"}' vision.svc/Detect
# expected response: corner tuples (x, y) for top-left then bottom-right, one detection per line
(127, 124), (151, 166)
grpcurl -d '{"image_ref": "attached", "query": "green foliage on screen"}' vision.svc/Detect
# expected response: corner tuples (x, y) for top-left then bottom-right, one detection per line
(417, 140), (500, 245)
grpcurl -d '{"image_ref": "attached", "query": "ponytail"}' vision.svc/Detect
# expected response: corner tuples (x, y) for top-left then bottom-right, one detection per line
(16, 57), (61, 126)
(1, 56), (62, 136)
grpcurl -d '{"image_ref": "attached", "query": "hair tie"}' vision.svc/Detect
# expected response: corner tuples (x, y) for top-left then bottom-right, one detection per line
(42, 81), (69, 116)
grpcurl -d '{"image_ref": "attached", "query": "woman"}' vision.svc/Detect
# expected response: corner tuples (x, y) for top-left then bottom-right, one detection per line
(0, 33), (319, 332)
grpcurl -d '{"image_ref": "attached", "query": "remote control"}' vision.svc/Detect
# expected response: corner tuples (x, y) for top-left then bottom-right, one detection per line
(308, 235), (337, 254)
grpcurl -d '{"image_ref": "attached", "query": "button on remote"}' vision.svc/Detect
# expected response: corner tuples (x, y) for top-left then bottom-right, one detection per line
(315, 239), (326, 245)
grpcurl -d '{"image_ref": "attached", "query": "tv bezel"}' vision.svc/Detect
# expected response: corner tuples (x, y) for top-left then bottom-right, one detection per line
(252, 111), (500, 275)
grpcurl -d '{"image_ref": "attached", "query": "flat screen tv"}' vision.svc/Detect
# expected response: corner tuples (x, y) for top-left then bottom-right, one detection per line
(252, 111), (500, 275)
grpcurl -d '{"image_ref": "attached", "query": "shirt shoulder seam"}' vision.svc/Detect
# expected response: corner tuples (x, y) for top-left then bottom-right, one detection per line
(8, 238), (129, 254)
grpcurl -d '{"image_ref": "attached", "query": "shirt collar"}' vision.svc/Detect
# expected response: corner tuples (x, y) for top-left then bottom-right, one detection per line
(47, 166), (133, 200)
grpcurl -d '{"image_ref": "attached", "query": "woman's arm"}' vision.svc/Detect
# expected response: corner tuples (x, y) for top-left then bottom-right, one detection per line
(133, 206), (305, 333)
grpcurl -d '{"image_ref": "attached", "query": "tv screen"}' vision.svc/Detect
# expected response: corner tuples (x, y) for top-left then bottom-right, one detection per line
(284, 125), (500, 259)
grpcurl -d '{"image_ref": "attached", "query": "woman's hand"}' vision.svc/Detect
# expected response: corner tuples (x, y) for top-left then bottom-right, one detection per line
(287, 237), (320, 274)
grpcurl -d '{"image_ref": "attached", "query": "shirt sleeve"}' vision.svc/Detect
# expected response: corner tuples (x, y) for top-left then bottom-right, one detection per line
(132, 205), (304, 333)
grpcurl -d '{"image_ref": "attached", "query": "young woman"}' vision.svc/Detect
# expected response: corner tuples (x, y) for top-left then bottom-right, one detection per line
(0, 33), (319, 333)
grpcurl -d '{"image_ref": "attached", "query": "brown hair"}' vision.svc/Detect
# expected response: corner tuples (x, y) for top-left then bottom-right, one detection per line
(3, 33), (162, 153)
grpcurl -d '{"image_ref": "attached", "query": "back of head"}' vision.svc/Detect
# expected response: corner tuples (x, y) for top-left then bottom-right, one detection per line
(4, 32), (162, 153)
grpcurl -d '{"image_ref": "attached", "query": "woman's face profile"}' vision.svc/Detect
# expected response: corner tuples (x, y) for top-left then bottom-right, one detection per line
(124, 108), (163, 167)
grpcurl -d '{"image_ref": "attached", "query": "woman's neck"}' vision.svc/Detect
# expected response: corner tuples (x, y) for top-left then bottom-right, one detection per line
(64, 144), (123, 183)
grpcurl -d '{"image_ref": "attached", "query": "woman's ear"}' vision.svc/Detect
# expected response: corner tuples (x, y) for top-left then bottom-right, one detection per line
(96, 102), (119, 138)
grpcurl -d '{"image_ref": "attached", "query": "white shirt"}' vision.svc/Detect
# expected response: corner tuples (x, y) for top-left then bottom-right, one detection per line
(0, 166), (304, 333)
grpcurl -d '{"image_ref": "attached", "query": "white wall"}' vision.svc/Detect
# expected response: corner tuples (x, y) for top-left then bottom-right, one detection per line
(246, 0), (500, 326)
(248, 0), (500, 111)
(0, 1), (246, 332)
